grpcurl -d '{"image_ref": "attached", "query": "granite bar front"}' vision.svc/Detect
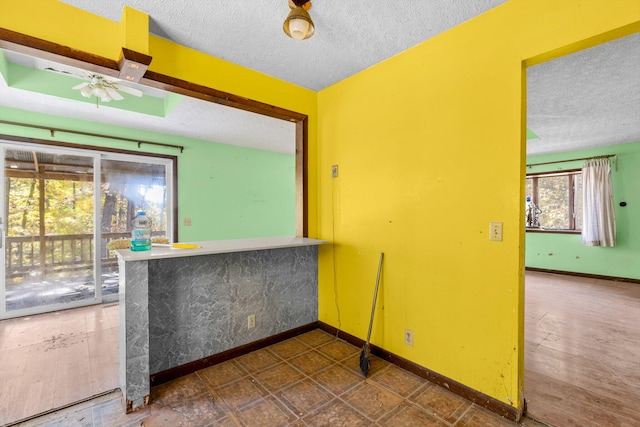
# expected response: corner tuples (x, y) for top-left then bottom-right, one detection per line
(115, 237), (326, 412)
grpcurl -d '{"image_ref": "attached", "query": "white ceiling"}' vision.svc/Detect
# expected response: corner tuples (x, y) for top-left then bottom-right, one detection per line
(527, 32), (640, 156)
(2, 1), (639, 156)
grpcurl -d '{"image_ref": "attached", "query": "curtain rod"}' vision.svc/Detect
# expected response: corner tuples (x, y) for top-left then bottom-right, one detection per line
(527, 154), (617, 169)
(0, 120), (184, 153)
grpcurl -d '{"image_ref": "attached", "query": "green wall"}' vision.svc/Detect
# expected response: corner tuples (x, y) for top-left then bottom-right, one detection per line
(525, 140), (640, 280)
(0, 106), (296, 241)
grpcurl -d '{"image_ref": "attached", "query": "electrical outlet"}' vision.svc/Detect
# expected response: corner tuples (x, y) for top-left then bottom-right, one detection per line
(331, 165), (339, 178)
(183, 218), (192, 226)
(404, 329), (414, 347)
(248, 314), (256, 329)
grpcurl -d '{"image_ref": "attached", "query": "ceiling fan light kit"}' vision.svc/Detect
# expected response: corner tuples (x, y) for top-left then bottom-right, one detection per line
(72, 74), (142, 104)
(283, 0), (314, 40)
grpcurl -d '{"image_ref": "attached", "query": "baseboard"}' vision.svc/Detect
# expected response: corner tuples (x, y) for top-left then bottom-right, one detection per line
(525, 267), (640, 284)
(150, 322), (318, 387)
(317, 321), (522, 422)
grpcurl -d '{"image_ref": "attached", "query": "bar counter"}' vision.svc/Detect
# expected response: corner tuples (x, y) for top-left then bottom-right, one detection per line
(115, 237), (326, 412)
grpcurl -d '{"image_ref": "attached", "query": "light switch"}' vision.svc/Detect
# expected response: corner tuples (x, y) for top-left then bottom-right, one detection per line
(490, 222), (503, 242)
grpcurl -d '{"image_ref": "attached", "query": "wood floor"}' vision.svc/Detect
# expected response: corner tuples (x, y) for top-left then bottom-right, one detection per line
(525, 271), (640, 426)
(0, 304), (119, 426)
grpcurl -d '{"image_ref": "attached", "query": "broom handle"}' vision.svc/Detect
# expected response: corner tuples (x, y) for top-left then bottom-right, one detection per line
(366, 253), (384, 345)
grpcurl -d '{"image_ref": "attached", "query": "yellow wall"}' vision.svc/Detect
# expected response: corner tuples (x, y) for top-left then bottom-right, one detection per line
(317, 0), (639, 411)
(3, 0), (639, 415)
(0, 0), (318, 237)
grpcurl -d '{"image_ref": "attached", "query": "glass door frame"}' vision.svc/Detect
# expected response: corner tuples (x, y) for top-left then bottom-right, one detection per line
(0, 140), (175, 319)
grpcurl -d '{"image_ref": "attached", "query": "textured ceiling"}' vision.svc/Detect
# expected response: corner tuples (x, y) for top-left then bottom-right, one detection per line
(2, 2), (639, 156)
(59, 0), (507, 91)
(527, 32), (640, 156)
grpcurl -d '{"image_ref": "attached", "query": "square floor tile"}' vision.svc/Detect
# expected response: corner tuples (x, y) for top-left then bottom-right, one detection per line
(276, 379), (334, 416)
(377, 402), (448, 427)
(410, 383), (471, 423)
(216, 376), (268, 410)
(342, 382), (403, 421)
(235, 349), (281, 373)
(456, 405), (515, 427)
(236, 396), (298, 427)
(302, 399), (371, 427)
(313, 364), (363, 396)
(267, 338), (311, 359)
(253, 362), (305, 392)
(370, 365), (424, 398)
(288, 350), (333, 375)
(295, 330), (335, 348)
(316, 339), (360, 362)
(198, 360), (248, 388)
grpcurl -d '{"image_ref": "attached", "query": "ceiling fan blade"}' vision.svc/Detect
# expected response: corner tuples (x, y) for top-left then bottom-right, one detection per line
(72, 82), (89, 90)
(116, 85), (143, 97)
(105, 87), (124, 101)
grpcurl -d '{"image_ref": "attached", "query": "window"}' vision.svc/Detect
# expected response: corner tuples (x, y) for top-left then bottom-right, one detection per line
(526, 170), (582, 232)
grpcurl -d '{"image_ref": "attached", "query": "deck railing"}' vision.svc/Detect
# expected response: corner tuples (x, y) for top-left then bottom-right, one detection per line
(5, 232), (164, 279)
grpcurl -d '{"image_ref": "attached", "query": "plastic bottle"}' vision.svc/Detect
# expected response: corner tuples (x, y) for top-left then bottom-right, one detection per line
(130, 210), (152, 251)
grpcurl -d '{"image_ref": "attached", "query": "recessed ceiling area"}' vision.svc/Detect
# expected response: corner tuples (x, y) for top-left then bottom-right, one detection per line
(0, 49), (297, 155)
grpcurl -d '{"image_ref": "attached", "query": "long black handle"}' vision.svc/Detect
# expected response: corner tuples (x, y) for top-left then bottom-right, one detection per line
(365, 253), (384, 346)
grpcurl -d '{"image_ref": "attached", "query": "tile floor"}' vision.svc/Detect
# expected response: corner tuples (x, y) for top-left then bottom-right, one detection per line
(15, 329), (544, 426)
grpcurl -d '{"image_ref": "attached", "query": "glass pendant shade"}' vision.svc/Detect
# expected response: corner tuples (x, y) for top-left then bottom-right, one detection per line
(283, 6), (314, 40)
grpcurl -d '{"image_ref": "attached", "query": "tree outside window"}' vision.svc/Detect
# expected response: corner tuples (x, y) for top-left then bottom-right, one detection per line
(525, 170), (582, 231)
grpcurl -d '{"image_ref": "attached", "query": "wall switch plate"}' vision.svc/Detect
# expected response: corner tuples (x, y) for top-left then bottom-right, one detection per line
(331, 165), (339, 178)
(248, 314), (256, 329)
(404, 329), (414, 346)
(490, 221), (503, 241)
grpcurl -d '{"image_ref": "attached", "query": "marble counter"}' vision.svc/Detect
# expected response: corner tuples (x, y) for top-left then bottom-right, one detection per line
(116, 237), (325, 412)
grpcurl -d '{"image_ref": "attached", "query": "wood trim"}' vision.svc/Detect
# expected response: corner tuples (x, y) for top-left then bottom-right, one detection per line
(295, 118), (309, 237)
(0, 27), (120, 78)
(317, 322), (523, 422)
(0, 27), (309, 238)
(149, 322), (318, 387)
(118, 47), (152, 83)
(140, 71), (307, 123)
(525, 267), (640, 284)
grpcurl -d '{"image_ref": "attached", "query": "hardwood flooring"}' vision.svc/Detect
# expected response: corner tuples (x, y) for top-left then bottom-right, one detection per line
(525, 271), (640, 426)
(0, 304), (119, 426)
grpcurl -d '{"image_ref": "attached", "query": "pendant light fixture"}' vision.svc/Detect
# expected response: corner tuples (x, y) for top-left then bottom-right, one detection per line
(283, 0), (314, 40)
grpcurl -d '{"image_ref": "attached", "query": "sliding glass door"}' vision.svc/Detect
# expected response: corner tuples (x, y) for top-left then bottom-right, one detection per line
(99, 157), (171, 299)
(0, 142), (173, 319)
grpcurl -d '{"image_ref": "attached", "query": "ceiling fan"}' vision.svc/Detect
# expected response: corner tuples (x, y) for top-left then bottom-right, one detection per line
(72, 73), (143, 103)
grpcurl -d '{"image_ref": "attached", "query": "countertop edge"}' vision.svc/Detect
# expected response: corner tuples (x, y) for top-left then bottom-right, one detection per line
(115, 237), (328, 261)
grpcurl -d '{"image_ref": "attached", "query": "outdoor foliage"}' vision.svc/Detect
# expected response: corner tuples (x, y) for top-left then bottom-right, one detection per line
(526, 173), (582, 230)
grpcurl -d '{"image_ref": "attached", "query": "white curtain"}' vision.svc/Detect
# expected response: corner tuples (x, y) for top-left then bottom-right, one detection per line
(582, 158), (616, 247)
